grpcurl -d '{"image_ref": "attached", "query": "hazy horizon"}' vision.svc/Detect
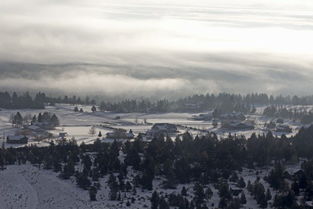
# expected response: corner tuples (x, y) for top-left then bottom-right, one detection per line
(1, 0), (313, 98)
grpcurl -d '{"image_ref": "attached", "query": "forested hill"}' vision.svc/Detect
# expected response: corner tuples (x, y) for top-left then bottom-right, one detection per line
(2, 125), (313, 208)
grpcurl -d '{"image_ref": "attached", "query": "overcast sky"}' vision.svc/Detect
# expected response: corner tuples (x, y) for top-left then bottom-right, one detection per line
(0, 0), (313, 98)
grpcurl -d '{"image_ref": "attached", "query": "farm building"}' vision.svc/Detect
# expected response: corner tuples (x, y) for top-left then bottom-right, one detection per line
(221, 120), (254, 130)
(192, 112), (213, 121)
(146, 123), (178, 138)
(59, 132), (68, 139)
(220, 112), (246, 121)
(276, 125), (292, 133)
(106, 129), (134, 140)
(6, 135), (28, 144)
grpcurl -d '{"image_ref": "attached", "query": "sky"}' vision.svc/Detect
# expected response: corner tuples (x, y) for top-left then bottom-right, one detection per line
(0, 0), (313, 98)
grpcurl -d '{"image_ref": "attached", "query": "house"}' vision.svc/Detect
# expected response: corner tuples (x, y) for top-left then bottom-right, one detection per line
(27, 125), (40, 131)
(146, 123), (177, 139)
(219, 112), (246, 121)
(106, 129), (134, 140)
(6, 135), (28, 144)
(192, 112), (213, 121)
(32, 122), (54, 130)
(152, 123), (177, 133)
(276, 125), (292, 133)
(221, 120), (254, 130)
(59, 132), (68, 139)
(25, 125), (43, 133)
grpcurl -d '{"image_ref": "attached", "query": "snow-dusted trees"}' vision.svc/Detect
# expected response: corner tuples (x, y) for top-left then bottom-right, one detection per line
(12, 112), (23, 127)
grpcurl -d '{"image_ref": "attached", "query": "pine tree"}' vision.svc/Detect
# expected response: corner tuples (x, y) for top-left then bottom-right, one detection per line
(50, 114), (60, 127)
(31, 115), (37, 124)
(108, 174), (118, 200)
(98, 131), (102, 137)
(159, 197), (170, 209)
(60, 160), (75, 179)
(13, 112), (23, 127)
(240, 192), (247, 204)
(266, 188), (272, 201)
(151, 191), (159, 209)
(193, 182), (205, 207)
(205, 187), (213, 200)
(76, 172), (91, 190)
(89, 186), (97, 201)
(125, 181), (132, 192)
(38, 113), (43, 122)
(237, 177), (246, 188)
(181, 186), (187, 196)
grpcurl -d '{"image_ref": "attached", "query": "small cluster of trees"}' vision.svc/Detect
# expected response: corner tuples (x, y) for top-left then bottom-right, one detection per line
(247, 179), (271, 208)
(263, 161), (313, 208)
(11, 112), (59, 128)
(31, 112), (60, 127)
(74, 106), (84, 112)
(0, 92), (45, 109)
(48, 95), (96, 106)
(74, 105), (96, 113)
(263, 105), (313, 124)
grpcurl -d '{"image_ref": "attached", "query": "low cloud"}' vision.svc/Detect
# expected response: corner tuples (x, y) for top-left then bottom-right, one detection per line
(0, 0), (313, 98)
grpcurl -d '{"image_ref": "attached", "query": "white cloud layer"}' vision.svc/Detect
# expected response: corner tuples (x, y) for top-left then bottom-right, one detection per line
(0, 0), (313, 97)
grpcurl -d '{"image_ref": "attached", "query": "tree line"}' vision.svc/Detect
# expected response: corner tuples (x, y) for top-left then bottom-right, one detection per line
(4, 91), (313, 113)
(0, 92), (45, 109)
(98, 93), (313, 113)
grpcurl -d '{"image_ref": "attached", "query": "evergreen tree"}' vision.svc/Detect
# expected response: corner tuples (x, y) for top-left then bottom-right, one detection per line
(266, 188), (272, 201)
(98, 131), (102, 137)
(60, 160), (75, 179)
(181, 186), (187, 196)
(151, 191), (159, 209)
(237, 177), (246, 188)
(159, 197), (170, 209)
(13, 112), (23, 127)
(205, 187), (213, 200)
(108, 174), (118, 200)
(193, 182), (205, 207)
(50, 114), (60, 127)
(76, 172), (91, 190)
(240, 192), (247, 204)
(89, 186), (97, 201)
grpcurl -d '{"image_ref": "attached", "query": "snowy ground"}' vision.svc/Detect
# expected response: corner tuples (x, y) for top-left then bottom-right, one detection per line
(0, 162), (303, 209)
(0, 104), (307, 148)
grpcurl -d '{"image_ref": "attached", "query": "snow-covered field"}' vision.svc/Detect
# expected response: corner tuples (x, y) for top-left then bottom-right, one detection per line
(0, 104), (307, 148)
